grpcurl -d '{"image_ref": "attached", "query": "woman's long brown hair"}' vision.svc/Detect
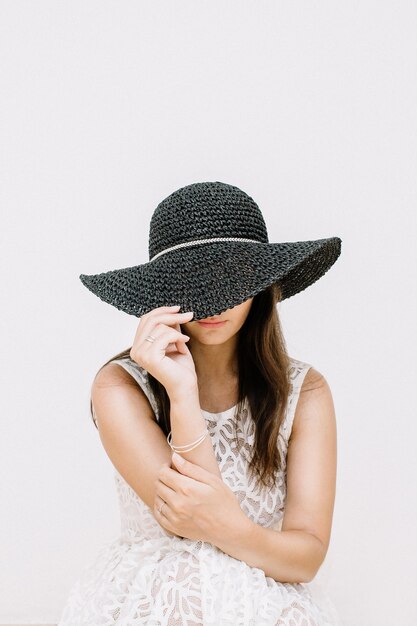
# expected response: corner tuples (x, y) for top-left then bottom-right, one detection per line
(89, 283), (293, 489)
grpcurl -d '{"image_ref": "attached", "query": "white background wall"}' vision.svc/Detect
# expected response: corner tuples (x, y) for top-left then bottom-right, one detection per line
(1, 1), (416, 624)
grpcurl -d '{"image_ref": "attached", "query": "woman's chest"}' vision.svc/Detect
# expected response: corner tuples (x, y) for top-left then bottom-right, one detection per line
(207, 411), (288, 528)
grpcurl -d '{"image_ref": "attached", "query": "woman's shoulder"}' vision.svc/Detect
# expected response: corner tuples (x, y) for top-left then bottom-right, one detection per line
(93, 356), (149, 395)
(288, 356), (327, 389)
(289, 357), (336, 438)
(107, 355), (149, 380)
(288, 355), (314, 386)
(93, 356), (159, 423)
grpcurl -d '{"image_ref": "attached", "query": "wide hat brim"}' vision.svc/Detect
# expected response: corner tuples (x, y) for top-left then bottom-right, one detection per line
(79, 236), (341, 321)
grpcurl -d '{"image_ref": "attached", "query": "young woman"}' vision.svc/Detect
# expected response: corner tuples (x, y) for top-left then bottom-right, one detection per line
(58, 181), (344, 625)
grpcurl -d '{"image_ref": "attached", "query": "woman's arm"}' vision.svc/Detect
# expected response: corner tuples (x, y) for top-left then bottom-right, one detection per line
(92, 363), (221, 519)
(213, 368), (337, 583)
(92, 363), (174, 513)
(216, 521), (327, 583)
(168, 387), (222, 479)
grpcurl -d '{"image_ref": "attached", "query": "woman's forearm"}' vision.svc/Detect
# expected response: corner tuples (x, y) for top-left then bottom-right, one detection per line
(214, 515), (326, 583)
(168, 396), (323, 582)
(169, 390), (222, 478)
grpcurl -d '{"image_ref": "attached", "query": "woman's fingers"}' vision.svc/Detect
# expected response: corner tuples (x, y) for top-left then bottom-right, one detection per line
(132, 326), (190, 368)
(130, 306), (193, 368)
(138, 310), (193, 339)
(147, 327), (190, 351)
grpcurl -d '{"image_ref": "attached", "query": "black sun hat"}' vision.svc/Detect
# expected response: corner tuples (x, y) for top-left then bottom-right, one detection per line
(79, 181), (342, 321)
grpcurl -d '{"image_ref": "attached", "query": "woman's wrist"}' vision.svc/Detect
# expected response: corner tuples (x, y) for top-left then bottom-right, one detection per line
(168, 385), (200, 407)
(167, 386), (221, 477)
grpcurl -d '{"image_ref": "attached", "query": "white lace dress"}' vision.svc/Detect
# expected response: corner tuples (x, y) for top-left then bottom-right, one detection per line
(57, 356), (343, 626)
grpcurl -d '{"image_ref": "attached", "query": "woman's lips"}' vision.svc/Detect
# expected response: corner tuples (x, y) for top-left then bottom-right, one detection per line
(197, 320), (227, 328)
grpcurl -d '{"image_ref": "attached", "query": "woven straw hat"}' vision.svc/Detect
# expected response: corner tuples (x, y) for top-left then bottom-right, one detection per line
(79, 181), (342, 321)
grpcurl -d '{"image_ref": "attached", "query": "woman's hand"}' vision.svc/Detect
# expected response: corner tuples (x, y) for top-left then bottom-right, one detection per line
(130, 305), (197, 398)
(154, 452), (250, 545)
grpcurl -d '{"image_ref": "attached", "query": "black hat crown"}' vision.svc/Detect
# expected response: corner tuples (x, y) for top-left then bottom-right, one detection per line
(148, 181), (269, 261)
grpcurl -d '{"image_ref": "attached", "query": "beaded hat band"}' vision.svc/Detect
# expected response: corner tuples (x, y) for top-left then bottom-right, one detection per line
(149, 237), (260, 262)
(79, 181), (342, 321)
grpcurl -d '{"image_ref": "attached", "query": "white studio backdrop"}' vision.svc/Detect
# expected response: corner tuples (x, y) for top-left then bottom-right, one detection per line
(1, 1), (416, 625)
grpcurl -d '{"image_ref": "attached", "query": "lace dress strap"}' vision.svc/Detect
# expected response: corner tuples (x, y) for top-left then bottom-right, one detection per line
(110, 357), (160, 420)
(280, 359), (313, 445)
